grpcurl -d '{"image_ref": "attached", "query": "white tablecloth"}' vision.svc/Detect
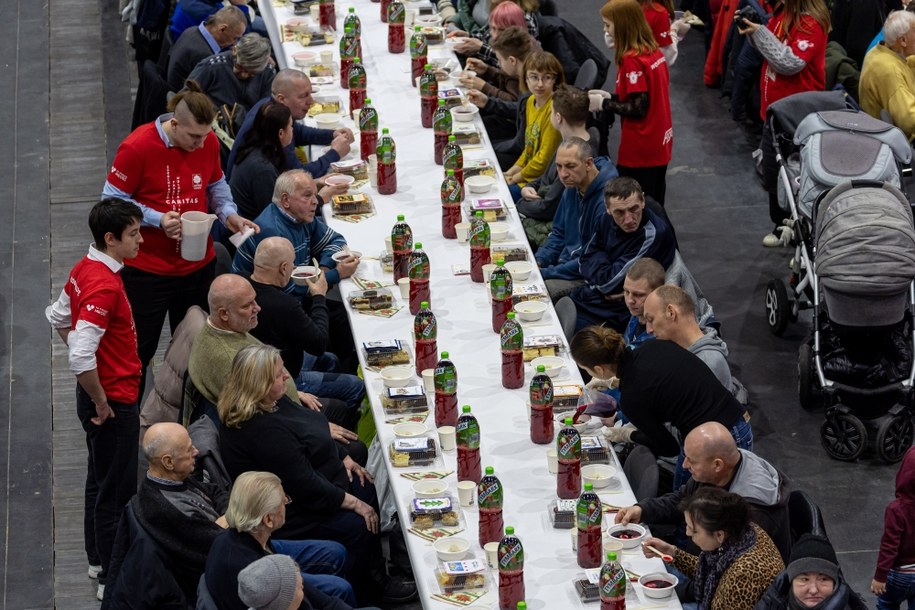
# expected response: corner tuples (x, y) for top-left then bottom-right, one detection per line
(259, 3), (681, 607)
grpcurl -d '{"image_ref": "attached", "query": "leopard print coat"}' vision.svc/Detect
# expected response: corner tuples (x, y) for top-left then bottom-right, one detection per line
(673, 524), (785, 610)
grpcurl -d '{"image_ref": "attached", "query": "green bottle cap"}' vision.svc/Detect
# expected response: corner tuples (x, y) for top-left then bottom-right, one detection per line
(536, 364), (545, 373)
(496, 257), (504, 265)
(396, 214), (404, 221)
(441, 351), (449, 358)
(517, 603), (527, 610)
(415, 242), (422, 249)
(584, 482), (593, 491)
(447, 169), (454, 176)
(607, 551), (617, 561)
(353, 57), (361, 62)
(348, 6), (354, 12)
(462, 405), (471, 413)
(564, 417), (573, 425)
(415, 25), (422, 31)
(425, 63), (433, 69)
(439, 99), (446, 105)
(383, 127), (390, 135)
(365, 98), (372, 104)
(507, 312), (515, 320)
(448, 134), (456, 142)
(421, 301), (429, 309)
(485, 466), (494, 475)
(475, 210), (483, 217)
(344, 25), (352, 32)
(505, 526), (515, 535)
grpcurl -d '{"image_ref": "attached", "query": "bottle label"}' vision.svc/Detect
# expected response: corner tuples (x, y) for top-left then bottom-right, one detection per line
(499, 541), (523, 570)
(600, 565), (626, 598)
(434, 366), (457, 393)
(477, 480), (502, 508)
(490, 270), (512, 301)
(469, 221), (489, 246)
(414, 313), (437, 339)
(349, 69), (366, 89)
(392, 228), (412, 252)
(411, 35), (428, 58)
(557, 428), (581, 460)
(500, 324), (523, 350)
(456, 419), (480, 448)
(344, 16), (360, 35)
(441, 180), (462, 204)
(420, 75), (437, 96)
(408, 254), (430, 280)
(443, 145), (463, 170)
(359, 106), (378, 132)
(576, 495), (602, 528)
(433, 110), (452, 134)
(530, 377), (554, 405)
(388, 2), (405, 23)
(340, 36), (358, 58)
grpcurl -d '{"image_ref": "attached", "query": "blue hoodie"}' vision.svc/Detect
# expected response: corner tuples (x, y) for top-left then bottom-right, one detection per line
(534, 156), (618, 281)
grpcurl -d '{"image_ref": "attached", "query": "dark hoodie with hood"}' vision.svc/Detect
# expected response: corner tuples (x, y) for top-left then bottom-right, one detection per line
(874, 446), (915, 582)
(689, 327), (749, 405)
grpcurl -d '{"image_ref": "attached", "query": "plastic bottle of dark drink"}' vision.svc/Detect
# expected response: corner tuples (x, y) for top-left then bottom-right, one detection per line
(387, 0), (405, 53)
(529, 364), (554, 444)
(456, 405), (481, 483)
(339, 25), (357, 88)
(413, 300), (437, 376)
(556, 417), (582, 499)
(443, 134), (464, 187)
(408, 242), (430, 315)
(376, 128), (397, 195)
(344, 7), (360, 35)
(348, 57), (366, 119)
(433, 99), (452, 165)
(409, 26), (427, 86)
(500, 312), (524, 389)
(419, 64), (438, 128)
(441, 169), (463, 239)
(490, 257), (513, 333)
(478, 466), (504, 547)
(358, 99), (378, 162)
(599, 552), (627, 610)
(319, 0), (336, 30)
(380, 0), (391, 22)
(498, 526), (525, 610)
(391, 214), (412, 282)
(433, 351), (458, 427)
(469, 211), (490, 283)
(577, 482), (603, 568)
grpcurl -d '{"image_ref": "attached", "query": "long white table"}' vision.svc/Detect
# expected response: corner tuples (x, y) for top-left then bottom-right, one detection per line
(260, 2), (680, 607)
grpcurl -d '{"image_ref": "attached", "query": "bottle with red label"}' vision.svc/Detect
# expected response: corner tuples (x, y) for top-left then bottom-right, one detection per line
(556, 417), (582, 499)
(433, 99), (451, 165)
(599, 552), (627, 610)
(577, 482), (603, 568)
(358, 99), (378, 162)
(433, 351), (458, 427)
(319, 0), (336, 30)
(456, 405), (481, 483)
(478, 466), (503, 547)
(376, 128), (397, 195)
(413, 300), (437, 376)
(419, 64), (438, 128)
(498, 526), (525, 610)
(469, 211), (490, 283)
(339, 25), (357, 88)
(490, 258), (513, 333)
(348, 57), (366, 119)
(380, 0), (391, 22)
(441, 169), (463, 239)
(500, 312), (523, 389)
(391, 214), (412, 282)
(408, 242), (430, 315)
(387, 0), (405, 53)
(443, 134), (464, 187)
(409, 26), (427, 86)
(344, 7), (361, 35)
(529, 365), (554, 444)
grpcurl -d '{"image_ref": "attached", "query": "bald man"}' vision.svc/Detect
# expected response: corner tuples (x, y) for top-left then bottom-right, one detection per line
(247, 237), (365, 430)
(226, 69), (355, 185)
(616, 422), (791, 559)
(186, 274), (364, 459)
(642, 285), (748, 403)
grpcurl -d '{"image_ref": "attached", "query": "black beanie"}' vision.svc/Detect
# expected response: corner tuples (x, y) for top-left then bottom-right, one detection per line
(787, 534), (839, 582)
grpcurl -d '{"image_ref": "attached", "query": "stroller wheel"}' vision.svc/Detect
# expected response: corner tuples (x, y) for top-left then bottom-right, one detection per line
(765, 279), (790, 336)
(820, 413), (867, 461)
(874, 414), (915, 463)
(797, 343), (820, 410)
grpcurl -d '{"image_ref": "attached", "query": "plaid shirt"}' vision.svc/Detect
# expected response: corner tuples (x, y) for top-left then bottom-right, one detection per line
(474, 13), (539, 66)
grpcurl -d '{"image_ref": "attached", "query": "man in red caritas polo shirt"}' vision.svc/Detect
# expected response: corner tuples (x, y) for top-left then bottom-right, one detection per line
(102, 83), (259, 395)
(45, 199), (145, 601)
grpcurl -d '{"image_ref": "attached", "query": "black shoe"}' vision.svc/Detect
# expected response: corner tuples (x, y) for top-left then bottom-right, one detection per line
(381, 578), (418, 605)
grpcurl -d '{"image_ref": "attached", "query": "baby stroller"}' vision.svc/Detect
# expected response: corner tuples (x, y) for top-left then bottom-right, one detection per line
(762, 97), (915, 463)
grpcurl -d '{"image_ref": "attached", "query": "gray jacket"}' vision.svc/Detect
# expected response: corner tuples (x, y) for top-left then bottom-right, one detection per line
(689, 328), (749, 405)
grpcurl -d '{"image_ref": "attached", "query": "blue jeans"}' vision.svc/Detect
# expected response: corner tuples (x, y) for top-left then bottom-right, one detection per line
(508, 183), (523, 202)
(271, 538), (356, 606)
(876, 569), (915, 610)
(296, 352), (366, 428)
(672, 417), (753, 491)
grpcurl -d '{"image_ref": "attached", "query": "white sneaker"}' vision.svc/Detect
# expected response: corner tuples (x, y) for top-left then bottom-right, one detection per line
(88, 564), (102, 580)
(97, 584), (105, 601)
(762, 232), (781, 247)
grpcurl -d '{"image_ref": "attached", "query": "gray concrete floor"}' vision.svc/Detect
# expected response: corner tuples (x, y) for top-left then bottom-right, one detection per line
(0, 0), (906, 608)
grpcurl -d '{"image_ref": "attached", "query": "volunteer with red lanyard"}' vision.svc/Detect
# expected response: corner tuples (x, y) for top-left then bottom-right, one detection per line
(589, 0), (673, 205)
(102, 83), (259, 396)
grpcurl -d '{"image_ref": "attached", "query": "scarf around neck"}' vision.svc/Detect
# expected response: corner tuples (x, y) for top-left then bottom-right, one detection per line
(694, 524), (757, 609)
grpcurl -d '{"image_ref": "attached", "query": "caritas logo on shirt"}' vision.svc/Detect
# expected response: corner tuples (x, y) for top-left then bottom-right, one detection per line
(796, 39), (813, 51)
(192, 174), (203, 190)
(85, 304), (108, 318)
(626, 70), (643, 85)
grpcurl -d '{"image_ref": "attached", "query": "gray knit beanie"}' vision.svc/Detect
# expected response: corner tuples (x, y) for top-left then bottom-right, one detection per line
(237, 555), (300, 610)
(786, 534), (839, 583)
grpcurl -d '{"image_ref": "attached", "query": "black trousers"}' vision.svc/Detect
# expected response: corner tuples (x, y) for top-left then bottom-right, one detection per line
(121, 261), (215, 396)
(77, 385), (139, 583)
(617, 164), (669, 207)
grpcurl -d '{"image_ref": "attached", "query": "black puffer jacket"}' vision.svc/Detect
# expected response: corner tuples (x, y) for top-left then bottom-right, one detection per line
(534, 14), (610, 88)
(753, 572), (869, 610)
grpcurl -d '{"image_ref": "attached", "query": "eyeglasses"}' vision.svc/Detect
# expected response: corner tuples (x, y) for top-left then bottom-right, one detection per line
(526, 73), (556, 84)
(284, 494), (293, 505)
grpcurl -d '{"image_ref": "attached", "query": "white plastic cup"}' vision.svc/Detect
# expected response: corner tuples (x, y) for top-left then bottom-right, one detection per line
(602, 536), (624, 556)
(546, 448), (558, 474)
(422, 368), (435, 393)
(309, 4), (320, 21)
(397, 277), (410, 299)
(438, 425), (456, 451)
(457, 480), (476, 506)
(484, 541), (499, 568)
(384, 234), (393, 254)
(405, 8), (417, 28)
(368, 167), (378, 189)
(320, 50), (333, 64)
(455, 222), (471, 242)
(571, 528), (578, 551)
(482, 263), (497, 283)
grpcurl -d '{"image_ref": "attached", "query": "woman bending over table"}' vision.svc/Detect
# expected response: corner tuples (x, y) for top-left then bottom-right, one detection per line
(217, 345), (416, 606)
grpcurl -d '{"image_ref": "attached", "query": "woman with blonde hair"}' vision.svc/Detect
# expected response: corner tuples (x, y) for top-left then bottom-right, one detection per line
(217, 345), (416, 605)
(589, 0), (673, 205)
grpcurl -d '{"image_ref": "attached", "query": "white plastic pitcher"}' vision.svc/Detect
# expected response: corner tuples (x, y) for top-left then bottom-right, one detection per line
(180, 211), (217, 261)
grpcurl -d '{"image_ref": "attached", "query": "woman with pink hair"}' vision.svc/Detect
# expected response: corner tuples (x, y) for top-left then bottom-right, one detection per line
(448, 0), (540, 67)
